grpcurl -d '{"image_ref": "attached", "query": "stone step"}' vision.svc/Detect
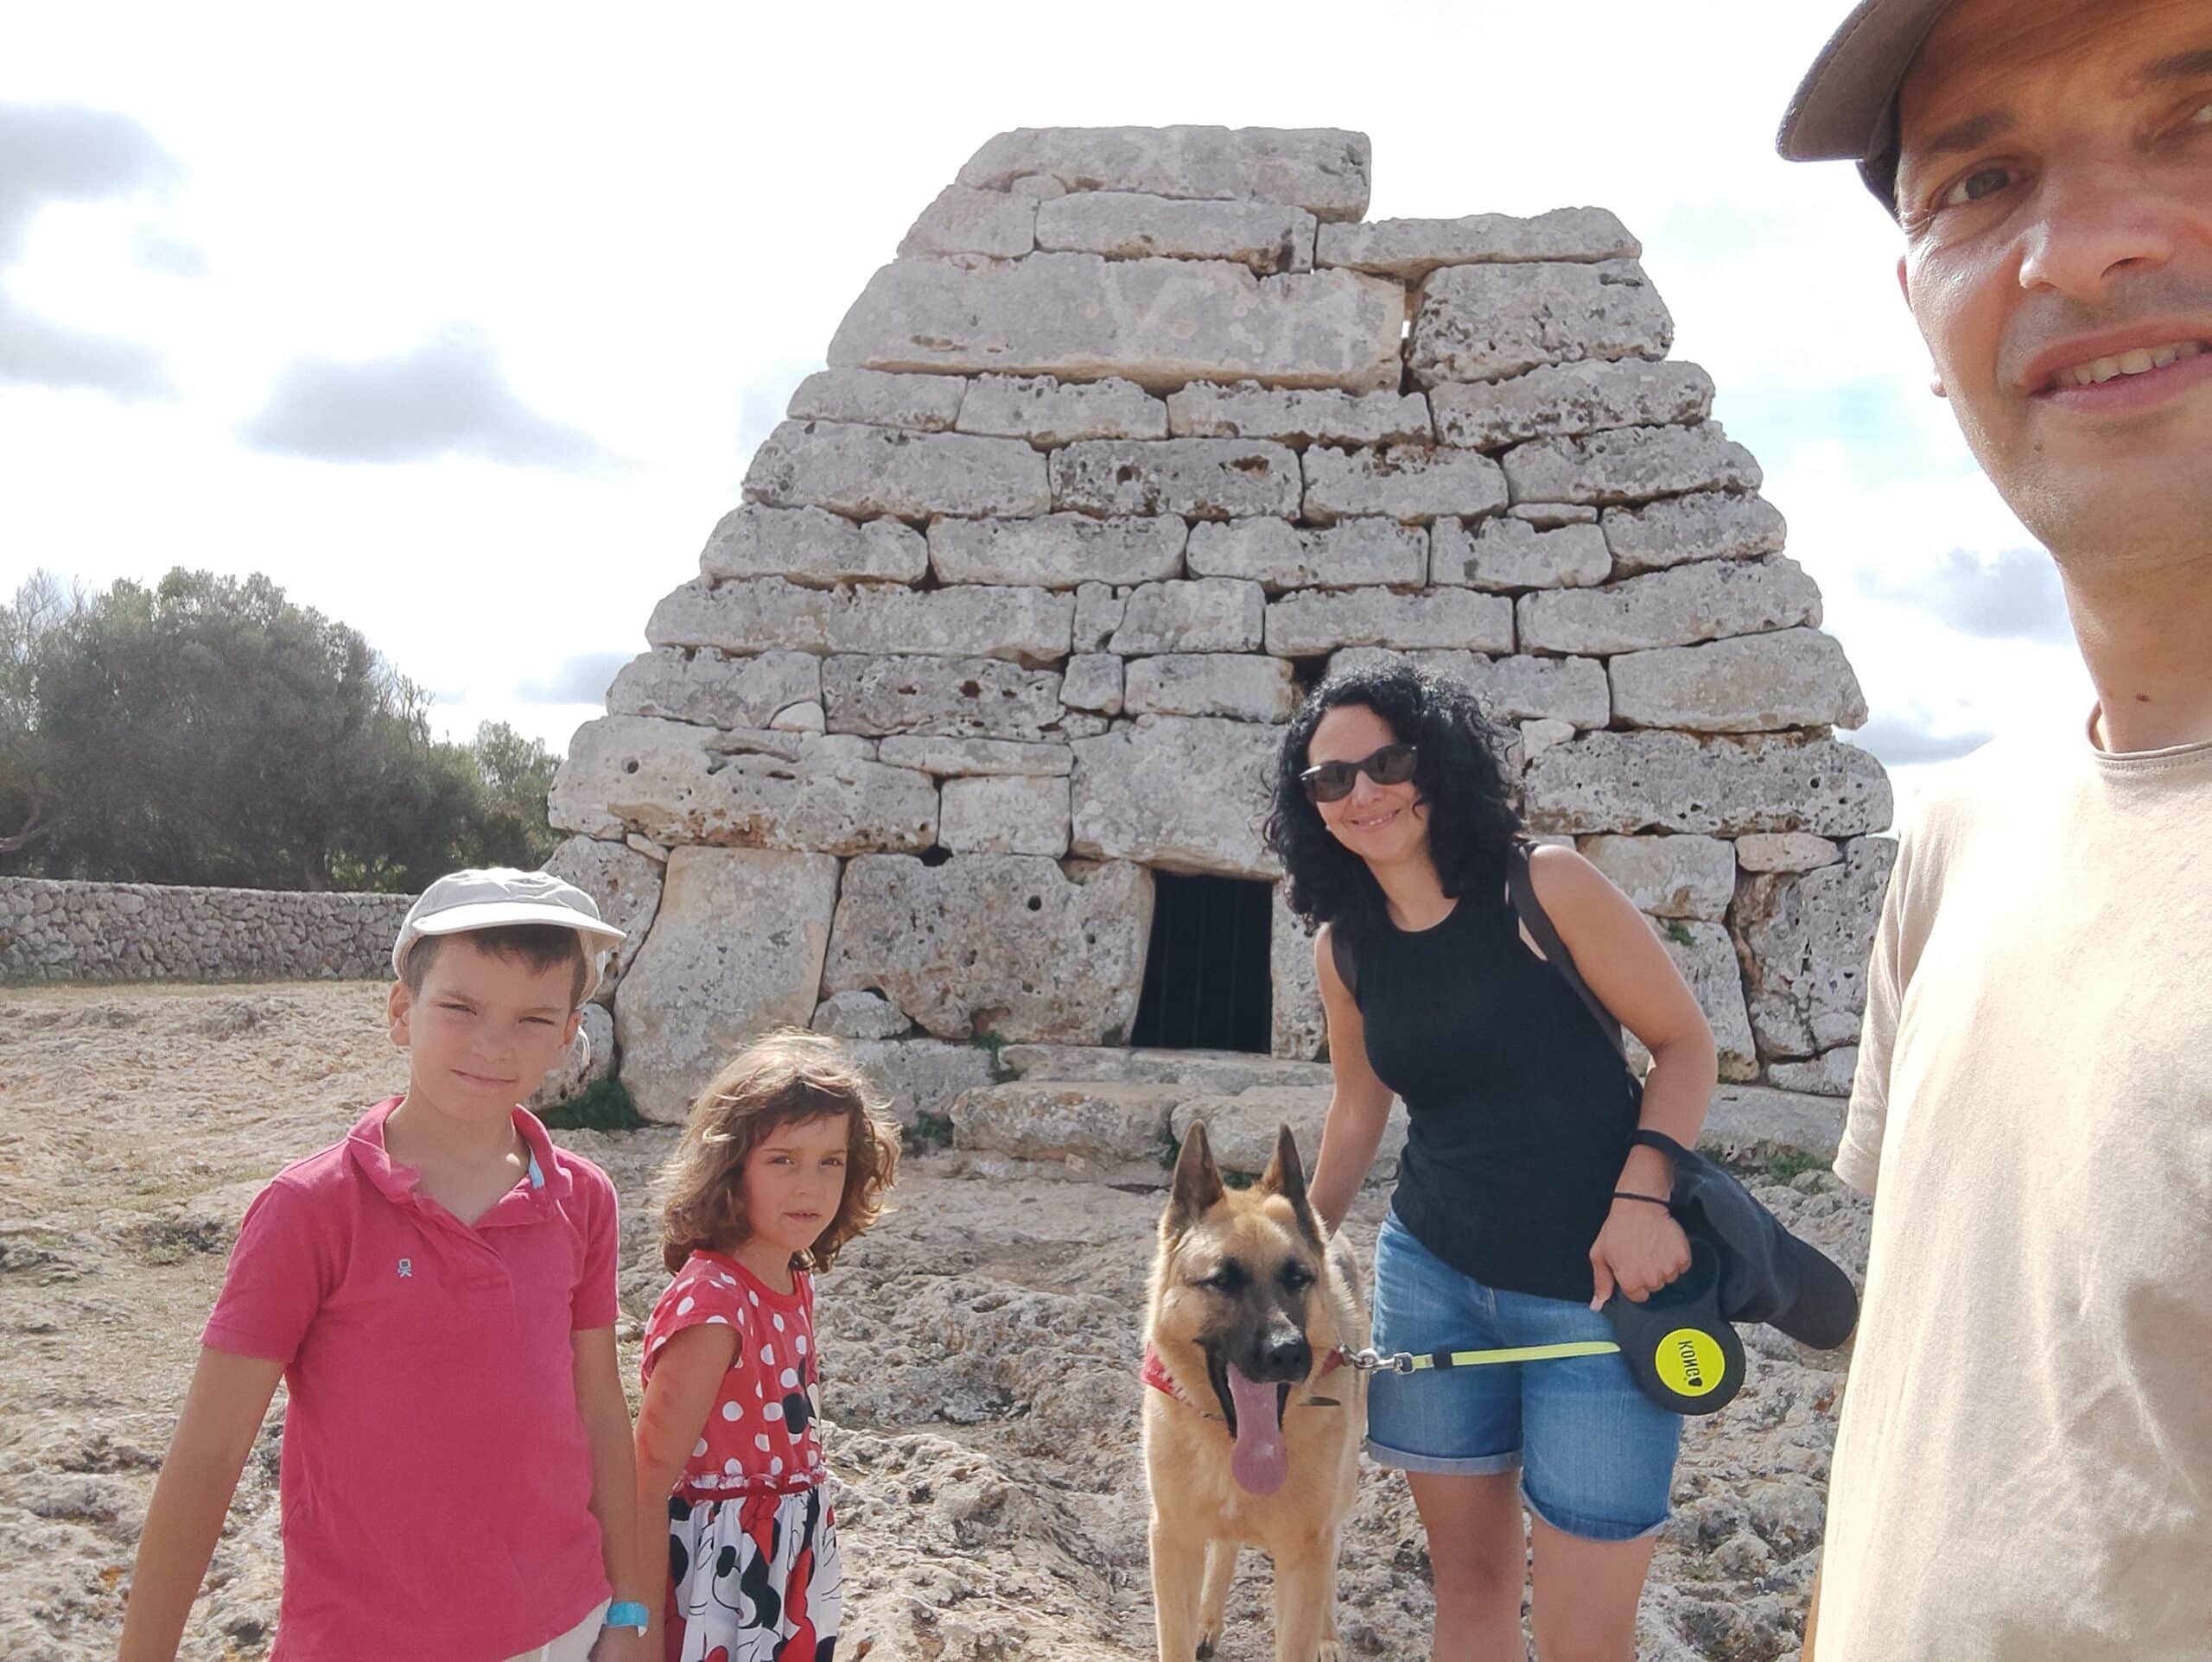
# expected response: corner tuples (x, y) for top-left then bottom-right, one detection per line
(945, 1071), (1844, 1185)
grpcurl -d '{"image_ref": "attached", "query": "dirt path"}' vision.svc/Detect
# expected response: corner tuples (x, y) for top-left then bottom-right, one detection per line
(0, 983), (1867, 1660)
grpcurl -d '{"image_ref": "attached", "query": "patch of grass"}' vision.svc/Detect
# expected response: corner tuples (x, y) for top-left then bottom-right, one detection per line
(1661, 919), (1697, 948)
(1764, 1149), (1824, 1184)
(1158, 1123), (1182, 1171)
(540, 1075), (647, 1132)
(903, 1111), (955, 1154)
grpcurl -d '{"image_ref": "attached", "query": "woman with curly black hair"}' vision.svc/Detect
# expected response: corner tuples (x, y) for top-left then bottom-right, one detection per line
(1265, 660), (1719, 1662)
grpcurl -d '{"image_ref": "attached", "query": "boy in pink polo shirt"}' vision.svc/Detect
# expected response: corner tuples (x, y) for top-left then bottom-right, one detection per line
(120, 870), (657, 1662)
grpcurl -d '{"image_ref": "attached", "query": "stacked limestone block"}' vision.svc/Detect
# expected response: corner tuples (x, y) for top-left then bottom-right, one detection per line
(548, 126), (1891, 1126)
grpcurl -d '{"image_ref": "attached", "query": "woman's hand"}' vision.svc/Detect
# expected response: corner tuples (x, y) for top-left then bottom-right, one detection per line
(1588, 1198), (1693, 1311)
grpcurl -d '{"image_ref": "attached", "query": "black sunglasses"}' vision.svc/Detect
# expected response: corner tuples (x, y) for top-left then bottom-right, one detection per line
(1300, 743), (1419, 803)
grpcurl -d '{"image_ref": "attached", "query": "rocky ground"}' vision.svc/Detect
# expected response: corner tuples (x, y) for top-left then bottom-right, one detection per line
(0, 982), (1867, 1660)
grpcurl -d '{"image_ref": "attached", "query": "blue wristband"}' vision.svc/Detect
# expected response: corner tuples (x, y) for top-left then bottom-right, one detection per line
(605, 1600), (650, 1633)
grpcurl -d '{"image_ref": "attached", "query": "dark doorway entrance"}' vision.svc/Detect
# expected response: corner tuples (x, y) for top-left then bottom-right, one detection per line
(1129, 872), (1273, 1053)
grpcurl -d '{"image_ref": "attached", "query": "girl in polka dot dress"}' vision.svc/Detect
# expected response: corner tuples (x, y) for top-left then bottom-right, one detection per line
(634, 1031), (899, 1662)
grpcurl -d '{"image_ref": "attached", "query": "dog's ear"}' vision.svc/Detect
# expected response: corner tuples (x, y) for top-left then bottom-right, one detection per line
(1258, 1123), (1323, 1243)
(1166, 1120), (1225, 1234)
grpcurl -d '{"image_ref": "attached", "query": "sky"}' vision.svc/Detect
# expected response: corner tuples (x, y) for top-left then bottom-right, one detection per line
(0, 0), (2094, 833)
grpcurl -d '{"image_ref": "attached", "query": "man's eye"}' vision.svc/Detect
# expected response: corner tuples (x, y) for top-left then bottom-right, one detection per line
(1943, 165), (2013, 207)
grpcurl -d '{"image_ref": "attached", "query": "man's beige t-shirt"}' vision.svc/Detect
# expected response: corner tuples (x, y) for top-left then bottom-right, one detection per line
(1817, 713), (2212, 1661)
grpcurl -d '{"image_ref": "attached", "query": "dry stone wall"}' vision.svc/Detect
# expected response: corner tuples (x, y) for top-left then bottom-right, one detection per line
(0, 878), (411, 985)
(550, 125), (1892, 1126)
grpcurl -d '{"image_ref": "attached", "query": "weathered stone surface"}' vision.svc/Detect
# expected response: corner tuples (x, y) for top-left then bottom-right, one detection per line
(956, 126), (1373, 221)
(626, 834), (670, 864)
(1766, 1046), (1859, 1097)
(1330, 647), (1611, 728)
(1610, 628), (1868, 733)
(828, 255), (1404, 393)
(824, 854), (1154, 1044)
(1071, 716), (1283, 878)
(1431, 517), (1611, 591)
(1316, 206), (1638, 281)
(1431, 359), (1713, 451)
(542, 835), (664, 999)
(939, 774), (1072, 856)
(950, 1081), (1181, 1164)
(810, 989), (912, 1042)
(1577, 834), (1736, 922)
(1269, 885), (1325, 1061)
(1410, 261), (1672, 386)
(1034, 192), (1315, 273)
(1602, 490), (1790, 575)
(995, 1045), (1331, 1094)
(837, 1037), (997, 1126)
(786, 368), (967, 432)
(877, 736), (1074, 777)
(1174, 1088), (1413, 1181)
(742, 421), (1049, 519)
(1072, 584), (1125, 653)
(1734, 837), (1898, 1057)
(1523, 731), (1894, 837)
(549, 717), (938, 853)
(605, 648), (822, 730)
(1059, 653), (1123, 714)
(615, 847), (838, 1122)
(698, 504), (928, 585)
(1644, 917), (1759, 1082)
(769, 701), (826, 733)
(651, 576), (1073, 665)
(530, 1001), (614, 1110)
(1124, 653), (1298, 721)
(927, 514), (1185, 589)
(1300, 443), (1509, 523)
(956, 375), (1167, 445)
(1167, 383), (1430, 446)
(1735, 832), (1841, 873)
(1052, 438), (1301, 518)
(1267, 587), (1514, 657)
(899, 183), (1036, 258)
(823, 655), (1079, 739)
(1510, 502), (1601, 527)
(1696, 1083), (1847, 1163)
(1108, 579), (1266, 654)
(1186, 517), (1427, 591)
(1503, 421), (1761, 506)
(1520, 717), (1576, 764)
(1516, 556), (1821, 655)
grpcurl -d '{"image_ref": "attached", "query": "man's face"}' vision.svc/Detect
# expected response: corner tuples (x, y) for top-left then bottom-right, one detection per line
(1895, 0), (2212, 564)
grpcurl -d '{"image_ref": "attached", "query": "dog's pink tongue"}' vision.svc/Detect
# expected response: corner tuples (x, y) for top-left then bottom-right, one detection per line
(1226, 1365), (1287, 1495)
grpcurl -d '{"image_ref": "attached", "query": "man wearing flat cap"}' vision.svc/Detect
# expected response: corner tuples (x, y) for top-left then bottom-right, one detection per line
(1778, 1), (2212, 1658)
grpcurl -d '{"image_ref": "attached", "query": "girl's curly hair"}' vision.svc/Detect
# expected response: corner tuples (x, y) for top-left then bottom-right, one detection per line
(1262, 661), (1522, 955)
(654, 1029), (900, 1277)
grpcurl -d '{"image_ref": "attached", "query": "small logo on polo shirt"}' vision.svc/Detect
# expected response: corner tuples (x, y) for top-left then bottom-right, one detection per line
(397, 1258), (413, 1278)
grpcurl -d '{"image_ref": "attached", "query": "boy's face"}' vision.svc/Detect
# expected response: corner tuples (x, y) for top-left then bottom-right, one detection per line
(741, 1113), (852, 1259)
(388, 934), (583, 1119)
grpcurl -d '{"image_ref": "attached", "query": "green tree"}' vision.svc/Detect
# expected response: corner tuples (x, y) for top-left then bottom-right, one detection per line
(0, 568), (563, 891)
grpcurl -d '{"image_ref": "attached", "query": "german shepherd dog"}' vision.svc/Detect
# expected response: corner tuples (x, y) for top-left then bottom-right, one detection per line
(1143, 1122), (1369, 1662)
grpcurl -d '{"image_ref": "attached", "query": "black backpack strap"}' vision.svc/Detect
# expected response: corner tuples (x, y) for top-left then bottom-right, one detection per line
(1327, 921), (1359, 1002)
(1506, 840), (1627, 1063)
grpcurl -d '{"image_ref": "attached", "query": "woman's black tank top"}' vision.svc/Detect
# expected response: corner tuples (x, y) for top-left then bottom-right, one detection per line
(1352, 880), (1641, 1304)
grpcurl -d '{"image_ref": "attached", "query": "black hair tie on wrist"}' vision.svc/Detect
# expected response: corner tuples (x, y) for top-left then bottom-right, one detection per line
(1612, 1190), (1673, 1208)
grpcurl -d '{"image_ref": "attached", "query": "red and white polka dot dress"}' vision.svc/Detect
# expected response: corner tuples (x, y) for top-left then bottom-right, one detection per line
(644, 1250), (840, 1662)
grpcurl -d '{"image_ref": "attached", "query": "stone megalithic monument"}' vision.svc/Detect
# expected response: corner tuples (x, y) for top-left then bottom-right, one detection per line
(547, 127), (1892, 1141)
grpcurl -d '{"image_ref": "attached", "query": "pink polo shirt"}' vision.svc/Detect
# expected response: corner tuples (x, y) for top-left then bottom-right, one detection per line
(202, 1098), (619, 1661)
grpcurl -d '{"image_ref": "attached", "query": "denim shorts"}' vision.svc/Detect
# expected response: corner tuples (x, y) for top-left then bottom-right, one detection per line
(1365, 1210), (1681, 1543)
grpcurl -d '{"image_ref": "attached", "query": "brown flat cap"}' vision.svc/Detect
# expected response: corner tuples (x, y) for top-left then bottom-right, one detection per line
(1777, 0), (1959, 208)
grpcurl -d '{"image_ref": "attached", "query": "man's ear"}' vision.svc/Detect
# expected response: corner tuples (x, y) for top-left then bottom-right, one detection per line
(564, 1007), (584, 1048)
(388, 980), (413, 1049)
(1896, 255), (1948, 397)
